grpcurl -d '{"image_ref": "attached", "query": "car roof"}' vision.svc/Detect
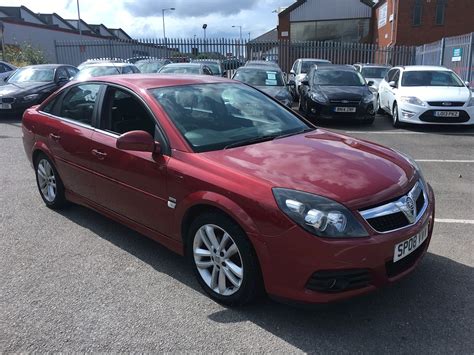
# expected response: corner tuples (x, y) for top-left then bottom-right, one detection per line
(83, 74), (233, 89)
(299, 58), (331, 62)
(400, 65), (451, 71)
(316, 65), (356, 71)
(21, 64), (68, 69)
(355, 63), (391, 68)
(236, 65), (283, 73)
(81, 62), (135, 67)
(164, 63), (203, 67)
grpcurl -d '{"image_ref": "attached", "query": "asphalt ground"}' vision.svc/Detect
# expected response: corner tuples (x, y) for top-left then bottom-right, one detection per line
(1, 114), (473, 353)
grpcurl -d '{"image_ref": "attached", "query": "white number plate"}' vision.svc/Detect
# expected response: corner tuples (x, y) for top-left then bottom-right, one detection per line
(393, 225), (429, 262)
(335, 107), (356, 113)
(434, 111), (459, 118)
(0, 103), (12, 109)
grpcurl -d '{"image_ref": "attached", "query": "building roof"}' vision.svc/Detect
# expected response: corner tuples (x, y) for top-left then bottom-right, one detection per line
(278, 0), (307, 17)
(0, 5), (46, 24)
(37, 12), (76, 30)
(251, 28), (278, 42)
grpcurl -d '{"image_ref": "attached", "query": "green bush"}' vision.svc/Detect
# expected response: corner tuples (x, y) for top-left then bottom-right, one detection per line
(3, 42), (48, 67)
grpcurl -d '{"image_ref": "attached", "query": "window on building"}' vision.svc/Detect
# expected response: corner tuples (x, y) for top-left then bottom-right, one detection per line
(413, 0), (423, 26)
(290, 18), (370, 42)
(435, 0), (447, 25)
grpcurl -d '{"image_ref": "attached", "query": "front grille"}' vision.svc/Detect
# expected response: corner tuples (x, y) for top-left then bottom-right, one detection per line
(427, 101), (465, 107)
(360, 181), (427, 233)
(419, 110), (470, 123)
(1, 97), (15, 104)
(330, 99), (360, 105)
(386, 240), (427, 278)
(306, 269), (372, 293)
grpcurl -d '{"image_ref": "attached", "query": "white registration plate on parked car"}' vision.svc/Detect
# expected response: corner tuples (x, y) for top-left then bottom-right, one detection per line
(0, 103), (12, 109)
(434, 111), (460, 118)
(393, 225), (429, 263)
(335, 107), (356, 113)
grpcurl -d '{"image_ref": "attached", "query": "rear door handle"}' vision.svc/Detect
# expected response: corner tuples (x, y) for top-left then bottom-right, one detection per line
(92, 149), (107, 160)
(49, 133), (61, 142)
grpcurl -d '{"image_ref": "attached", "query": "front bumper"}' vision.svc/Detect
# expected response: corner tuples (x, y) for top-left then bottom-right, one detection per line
(0, 102), (33, 118)
(252, 184), (435, 304)
(398, 102), (474, 125)
(306, 99), (375, 121)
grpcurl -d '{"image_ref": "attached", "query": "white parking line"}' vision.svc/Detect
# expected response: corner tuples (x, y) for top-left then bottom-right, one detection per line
(416, 159), (474, 163)
(435, 219), (474, 225)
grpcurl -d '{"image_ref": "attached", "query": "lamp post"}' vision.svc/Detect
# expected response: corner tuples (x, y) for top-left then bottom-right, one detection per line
(202, 24), (207, 53)
(162, 7), (175, 40)
(76, 0), (82, 37)
(232, 25), (243, 58)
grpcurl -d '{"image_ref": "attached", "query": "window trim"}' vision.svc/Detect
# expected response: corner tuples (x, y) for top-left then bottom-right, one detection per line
(435, 0), (446, 25)
(412, 0), (423, 26)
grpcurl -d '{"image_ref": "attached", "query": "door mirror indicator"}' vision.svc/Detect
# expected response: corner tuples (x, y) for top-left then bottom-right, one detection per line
(116, 130), (159, 153)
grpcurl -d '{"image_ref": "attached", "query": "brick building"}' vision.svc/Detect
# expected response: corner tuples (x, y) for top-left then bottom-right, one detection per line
(364, 0), (474, 46)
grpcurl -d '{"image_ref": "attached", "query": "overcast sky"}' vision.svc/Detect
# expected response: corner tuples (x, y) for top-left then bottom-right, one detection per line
(2, 0), (291, 39)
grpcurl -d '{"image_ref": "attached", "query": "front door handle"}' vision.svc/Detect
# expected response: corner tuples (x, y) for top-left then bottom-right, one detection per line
(92, 149), (107, 160)
(49, 133), (61, 142)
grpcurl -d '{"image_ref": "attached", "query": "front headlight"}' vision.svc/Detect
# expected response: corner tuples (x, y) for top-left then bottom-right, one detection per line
(273, 188), (369, 238)
(362, 93), (375, 103)
(22, 94), (39, 102)
(400, 96), (426, 107)
(467, 95), (474, 107)
(309, 91), (328, 103)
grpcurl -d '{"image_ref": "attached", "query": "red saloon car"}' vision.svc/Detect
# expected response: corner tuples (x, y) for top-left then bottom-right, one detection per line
(22, 74), (435, 306)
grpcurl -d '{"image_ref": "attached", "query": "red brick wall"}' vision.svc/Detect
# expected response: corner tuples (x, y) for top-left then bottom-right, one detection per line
(278, 11), (290, 40)
(372, 0), (398, 47)
(395, 0), (474, 46)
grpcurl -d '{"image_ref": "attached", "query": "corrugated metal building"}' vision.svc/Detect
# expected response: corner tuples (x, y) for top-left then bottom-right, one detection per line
(278, 0), (372, 43)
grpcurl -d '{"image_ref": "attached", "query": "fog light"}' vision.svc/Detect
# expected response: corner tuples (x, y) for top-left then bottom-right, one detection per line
(401, 109), (415, 119)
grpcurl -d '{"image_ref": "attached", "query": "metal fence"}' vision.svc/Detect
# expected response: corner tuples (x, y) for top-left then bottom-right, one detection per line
(416, 32), (474, 85)
(55, 37), (416, 74)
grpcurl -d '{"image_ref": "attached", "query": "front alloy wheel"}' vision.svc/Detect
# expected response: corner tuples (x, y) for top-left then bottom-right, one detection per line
(392, 103), (402, 128)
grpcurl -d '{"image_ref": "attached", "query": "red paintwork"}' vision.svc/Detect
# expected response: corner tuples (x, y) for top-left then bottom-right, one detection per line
(22, 74), (435, 303)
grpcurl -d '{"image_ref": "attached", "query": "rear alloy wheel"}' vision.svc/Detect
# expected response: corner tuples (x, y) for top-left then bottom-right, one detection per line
(188, 212), (262, 306)
(34, 154), (67, 209)
(392, 103), (402, 128)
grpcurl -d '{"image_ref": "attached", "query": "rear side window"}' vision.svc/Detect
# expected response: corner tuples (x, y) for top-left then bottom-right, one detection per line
(57, 84), (101, 126)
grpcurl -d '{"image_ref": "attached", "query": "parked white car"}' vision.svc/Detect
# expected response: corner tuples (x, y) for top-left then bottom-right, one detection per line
(288, 58), (331, 100)
(378, 65), (474, 127)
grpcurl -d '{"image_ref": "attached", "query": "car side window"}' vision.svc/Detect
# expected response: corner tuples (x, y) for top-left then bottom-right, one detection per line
(66, 67), (79, 78)
(291, 61), (298, 73)
(56, 67), (68, 82)
(122, 66), (134, 74)
(202, 66), (212, 75)
(0, 64), (7, 73)
(385, 69), (396, 82)
(57, 84), (101, 126)
(101, 87), (156, 138)
(392, 70), (400, 86)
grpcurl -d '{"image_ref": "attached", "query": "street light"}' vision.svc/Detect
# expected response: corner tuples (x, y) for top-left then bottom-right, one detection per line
(162, 7), (175, 39)
(232, 25), (243, 58)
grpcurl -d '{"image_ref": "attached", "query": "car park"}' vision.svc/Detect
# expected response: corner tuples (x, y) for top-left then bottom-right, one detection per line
(22, 74), (435, 306)
(233, 65), (292, 107)
(0, 60), (17, 81)
(73, 62), (140, 80)
(0, 64), (78, 117)
(135, 59), (172, 73)
(299, 65), (377, 124)
(378, 65), (474, 127)
(157, 63), (213, 75)
(288, 58), (332, 100)
(192, 59), (226, 77)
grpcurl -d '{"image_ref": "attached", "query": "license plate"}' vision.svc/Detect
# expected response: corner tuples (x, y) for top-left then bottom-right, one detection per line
(0, 103), (12, 109)
(335, 107), (356, 113)
(393, 225), (429, 262)
(434, 111), (459, 118)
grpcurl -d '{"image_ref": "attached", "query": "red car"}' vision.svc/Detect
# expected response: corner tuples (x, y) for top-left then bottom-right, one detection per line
(22, 75), (435, 306)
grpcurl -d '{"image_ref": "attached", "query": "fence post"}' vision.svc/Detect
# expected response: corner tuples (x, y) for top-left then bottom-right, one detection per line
(439, 37), (445, 66)
(467, 32), (474, 84)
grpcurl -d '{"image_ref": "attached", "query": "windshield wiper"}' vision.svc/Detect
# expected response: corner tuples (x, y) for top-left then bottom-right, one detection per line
(224, 135), (279, 149)
(273, 127), (315, 140)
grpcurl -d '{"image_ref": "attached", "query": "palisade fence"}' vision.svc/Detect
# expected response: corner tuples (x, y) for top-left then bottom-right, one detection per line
(55, 38), (416, 75)
(416, 32), (474, 85)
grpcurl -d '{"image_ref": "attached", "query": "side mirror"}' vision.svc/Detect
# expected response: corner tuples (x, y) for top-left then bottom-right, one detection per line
(289, 69), (295, 76)
(301, 79), (309, 86)
(288, 79), (296, 86)
(465, 81), (471, 88)
(222, 71), (228, 78)
(116, 130), (161, 154)
(56, 77), (68, 85)
(367, 80), (374, 87)
(389, 81), (397, 88)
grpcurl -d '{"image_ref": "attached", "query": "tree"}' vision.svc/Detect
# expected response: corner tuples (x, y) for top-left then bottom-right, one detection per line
(4, 42), (48, 66)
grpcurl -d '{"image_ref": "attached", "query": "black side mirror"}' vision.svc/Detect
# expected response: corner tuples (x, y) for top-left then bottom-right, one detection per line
(288, 79), (296, 86)
(367, 80), (374, 86)
(301, 79), (309, 86)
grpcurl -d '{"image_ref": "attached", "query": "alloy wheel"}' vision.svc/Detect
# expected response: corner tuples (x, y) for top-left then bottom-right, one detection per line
(193, 224), (244, 296)
(37, 158), (57, 202)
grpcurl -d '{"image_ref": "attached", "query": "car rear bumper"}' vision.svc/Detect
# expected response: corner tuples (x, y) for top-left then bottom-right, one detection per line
(252, 184), (435, 304)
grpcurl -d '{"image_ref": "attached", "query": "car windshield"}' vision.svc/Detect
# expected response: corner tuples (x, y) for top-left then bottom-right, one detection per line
(159, 65), (201, 74)
(136, 61), (167, 73)
(314, 70), (365, 86)
(301, 61), (329, 74)
(8, 68), (54, 83)
(74, 66), (121, 80)
(234, 69), (285, 86)
(150, 83), (310, 152)
(361, 67), (389, 79)
(401, 70), (464, 87)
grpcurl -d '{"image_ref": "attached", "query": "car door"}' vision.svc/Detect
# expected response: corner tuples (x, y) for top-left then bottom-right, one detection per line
(39, 83), (104, 201)
(386, 69), (400, 113)
(379, 68), (396, 110)
(88, 85), (173, 236)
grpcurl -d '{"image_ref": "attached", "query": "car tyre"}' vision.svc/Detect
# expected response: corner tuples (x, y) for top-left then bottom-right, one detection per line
(392, 102), (403, 128)
(34, 153), (67, 209)
(377, 95), (384, 114)
(187, 212), (263, 306)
